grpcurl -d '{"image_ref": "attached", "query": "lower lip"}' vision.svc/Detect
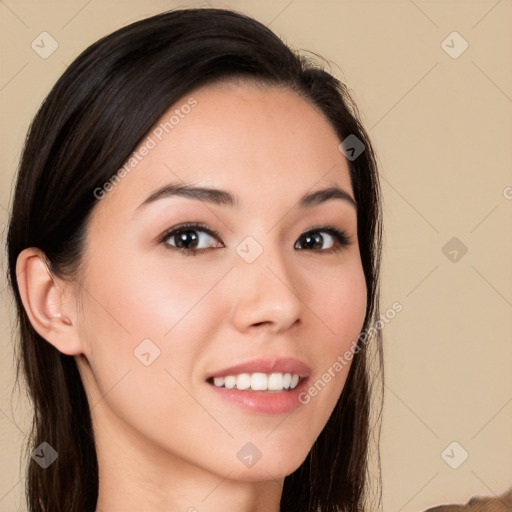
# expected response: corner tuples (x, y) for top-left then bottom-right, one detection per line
(207, 378), (309, 415)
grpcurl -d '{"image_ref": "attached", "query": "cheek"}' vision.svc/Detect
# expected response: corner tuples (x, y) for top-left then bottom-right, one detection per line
(83, 240), (229, 340)
(288, 256), (367, 432)
(77, 245), (229, 409)
(312, 257), (368, 350)
(76, 257), (217, 454)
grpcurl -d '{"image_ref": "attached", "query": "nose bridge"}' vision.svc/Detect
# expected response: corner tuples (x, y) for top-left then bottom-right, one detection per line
(230, 233), (303, 332)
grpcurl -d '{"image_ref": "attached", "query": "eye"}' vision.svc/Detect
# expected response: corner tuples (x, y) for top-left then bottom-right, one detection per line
(159, 223), (351, 256)
(160, 222), (224, 255)
(294, 226), (351, 253)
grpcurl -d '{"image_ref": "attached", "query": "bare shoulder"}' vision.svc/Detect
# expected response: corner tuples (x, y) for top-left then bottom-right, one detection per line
(422, 487), (512, 512)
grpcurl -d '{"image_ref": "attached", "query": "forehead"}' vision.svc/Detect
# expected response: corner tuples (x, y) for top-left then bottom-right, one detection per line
(95, 81), (353, 216)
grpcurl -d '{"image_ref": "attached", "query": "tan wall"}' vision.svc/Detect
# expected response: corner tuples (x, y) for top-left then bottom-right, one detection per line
(1, 1), (510, 510)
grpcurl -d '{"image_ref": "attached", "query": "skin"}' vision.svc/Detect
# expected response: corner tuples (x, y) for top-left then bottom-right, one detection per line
(17, 81), (368, 512)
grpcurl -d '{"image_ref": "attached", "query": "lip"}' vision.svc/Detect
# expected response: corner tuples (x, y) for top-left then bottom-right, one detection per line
(205, 357), (311, 415)
(205, 357), (311, 380)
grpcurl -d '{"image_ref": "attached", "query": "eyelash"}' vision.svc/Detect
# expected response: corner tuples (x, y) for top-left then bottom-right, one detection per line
(158, 222), (351, 256)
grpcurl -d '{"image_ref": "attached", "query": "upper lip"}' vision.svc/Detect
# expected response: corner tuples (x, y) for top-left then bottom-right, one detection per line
(206, 357), (311, 380)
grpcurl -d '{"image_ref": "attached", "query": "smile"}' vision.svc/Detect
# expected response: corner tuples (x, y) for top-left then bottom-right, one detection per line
(209, 372), (301, 392)
(205, 357), (311, 414)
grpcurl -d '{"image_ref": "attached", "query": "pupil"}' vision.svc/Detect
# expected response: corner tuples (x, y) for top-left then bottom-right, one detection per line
(176, 230), (198, 249)
(304, 233), (322, 249)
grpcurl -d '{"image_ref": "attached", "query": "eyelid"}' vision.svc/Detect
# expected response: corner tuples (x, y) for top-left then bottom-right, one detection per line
(301, 225), (351, 241)
(158, 222), (223, 246)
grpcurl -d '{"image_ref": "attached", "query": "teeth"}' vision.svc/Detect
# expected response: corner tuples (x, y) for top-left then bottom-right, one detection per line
(213, 377), (225, 387)
(251, 373), (267, 390)
(224, 375), (236, 389)
(236, 373), (251, 390)
(211, 372), (301, 391)
(268, 372), (283, 390)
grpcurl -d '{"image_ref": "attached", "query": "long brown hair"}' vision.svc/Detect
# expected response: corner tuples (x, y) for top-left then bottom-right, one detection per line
(6, 8), (383, 511)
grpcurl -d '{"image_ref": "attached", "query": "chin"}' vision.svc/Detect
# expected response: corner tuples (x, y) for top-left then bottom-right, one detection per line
(225, 448), (309, 483)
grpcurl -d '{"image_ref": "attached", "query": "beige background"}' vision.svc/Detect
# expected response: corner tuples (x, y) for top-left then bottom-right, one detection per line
(1, 1), (511, 511)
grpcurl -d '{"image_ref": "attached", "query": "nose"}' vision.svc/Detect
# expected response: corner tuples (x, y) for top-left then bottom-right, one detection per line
(229, 243), (303, 334)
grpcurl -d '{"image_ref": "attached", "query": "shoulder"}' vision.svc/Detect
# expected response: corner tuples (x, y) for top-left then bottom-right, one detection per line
(421, 487), (512, 512)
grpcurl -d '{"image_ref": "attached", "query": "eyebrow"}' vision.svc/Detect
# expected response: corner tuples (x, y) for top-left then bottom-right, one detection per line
(136, 182), (357, 212)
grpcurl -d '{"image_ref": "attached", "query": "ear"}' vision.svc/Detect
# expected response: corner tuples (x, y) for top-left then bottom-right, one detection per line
(15, 247), (84, 356)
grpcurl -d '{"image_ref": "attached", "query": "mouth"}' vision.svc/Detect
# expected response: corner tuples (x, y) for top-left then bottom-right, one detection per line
(205, 357), (311, 414)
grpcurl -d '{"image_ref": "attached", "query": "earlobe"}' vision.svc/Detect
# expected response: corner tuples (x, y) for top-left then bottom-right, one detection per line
(15, 247), (83, 356)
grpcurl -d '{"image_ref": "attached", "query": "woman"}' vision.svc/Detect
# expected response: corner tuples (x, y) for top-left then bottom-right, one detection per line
(7, 8), (383, 512)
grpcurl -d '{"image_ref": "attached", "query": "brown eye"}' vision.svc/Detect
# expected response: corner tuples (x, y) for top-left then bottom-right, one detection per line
(294, 227), (350, 253)
(160, 223), (223, 254)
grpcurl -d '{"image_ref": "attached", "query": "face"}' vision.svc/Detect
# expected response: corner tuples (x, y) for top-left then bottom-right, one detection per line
(74, 81), (367, 481)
